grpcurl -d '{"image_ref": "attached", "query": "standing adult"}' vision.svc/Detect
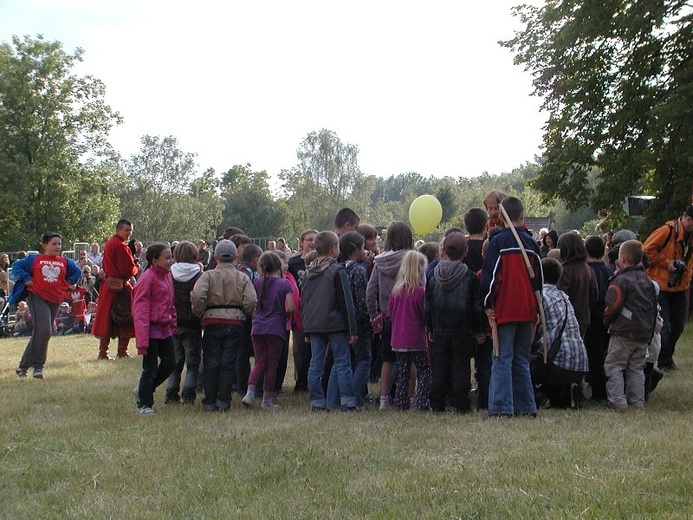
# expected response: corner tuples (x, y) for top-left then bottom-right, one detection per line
(643, 205), (693, 371)
(483, 190), (508, 232)
(197, 240), (210, 267)
(12, 232), (81, 378)
(91, 219), (139, 360)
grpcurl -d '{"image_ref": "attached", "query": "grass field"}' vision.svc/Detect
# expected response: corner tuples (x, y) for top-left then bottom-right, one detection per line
(2, 329), (693, 519)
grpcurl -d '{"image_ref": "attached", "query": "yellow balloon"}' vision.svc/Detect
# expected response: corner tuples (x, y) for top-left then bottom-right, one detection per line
(409, 195), (443, 236)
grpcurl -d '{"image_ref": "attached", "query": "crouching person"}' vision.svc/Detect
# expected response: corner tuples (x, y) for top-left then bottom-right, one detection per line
(191, 240), (256, 412)
(536, 257), (589, 409)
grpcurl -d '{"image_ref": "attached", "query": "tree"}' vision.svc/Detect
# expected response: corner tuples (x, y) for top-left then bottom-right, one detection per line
(219, 164), (285, 238)
(0, 35), (122, 249)
(503, 1), (693, 233)
(119, 135), (222, 242)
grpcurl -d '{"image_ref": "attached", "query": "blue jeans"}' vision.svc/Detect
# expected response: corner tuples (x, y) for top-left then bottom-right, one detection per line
(137, 336), (176, 409)
(326, 336), (372, 408)
(166, 327), (202, 402)
(202, 323), (243, 410)
(308, 333), (355, 409)
(488, 322), (537, 416)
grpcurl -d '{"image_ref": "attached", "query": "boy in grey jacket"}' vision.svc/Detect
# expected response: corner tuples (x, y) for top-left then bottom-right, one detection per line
(603, 240), (657, 410)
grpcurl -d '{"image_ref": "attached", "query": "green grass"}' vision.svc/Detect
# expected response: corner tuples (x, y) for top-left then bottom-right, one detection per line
(2, 329), (693, 519)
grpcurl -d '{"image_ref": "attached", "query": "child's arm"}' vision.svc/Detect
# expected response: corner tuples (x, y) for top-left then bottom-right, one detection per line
(190, 273), (209, 317)
(365, 264), (380, 318)
(241, 277), (258, 317)
(335, 267), (358, 341)
(131, 274), (152, 354)
(603, 277), (625, 327)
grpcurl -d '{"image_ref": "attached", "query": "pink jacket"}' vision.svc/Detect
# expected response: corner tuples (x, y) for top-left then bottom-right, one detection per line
(132, 265), (176, 354)
(389, 285), (427, 351)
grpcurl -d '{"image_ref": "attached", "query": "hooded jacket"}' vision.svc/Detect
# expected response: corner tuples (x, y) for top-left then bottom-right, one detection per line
(171, 262), (202, 330)
(190, 262), (256, 323)
(300, 256), (357, 336)
(425, 260), (483, 335)
(366, 249), (409, 317)
(131, 264), (177, 352)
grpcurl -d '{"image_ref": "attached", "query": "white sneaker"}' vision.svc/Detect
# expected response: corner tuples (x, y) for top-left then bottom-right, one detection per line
(379, 399), (390, 411)
(241, 394), (255, 407)
(137, 407), (155, 416)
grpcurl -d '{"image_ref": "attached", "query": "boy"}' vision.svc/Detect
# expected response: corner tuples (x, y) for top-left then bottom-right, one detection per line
(480, 196), (542, 417)
(425, 231), (483, 413)
(462, 208), (488, 273)
(301, 231), (358, 411)
(583, 235), (613, 401)
(191, 240), (257, 412)
(236, 242), (263, 395)
(334, 208), (360, 236)
(603, 240), (657, 410)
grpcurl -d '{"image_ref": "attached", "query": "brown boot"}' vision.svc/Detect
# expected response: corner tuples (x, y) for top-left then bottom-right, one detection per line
(98, 338), (114, 360)
(117, 337), (132, 358)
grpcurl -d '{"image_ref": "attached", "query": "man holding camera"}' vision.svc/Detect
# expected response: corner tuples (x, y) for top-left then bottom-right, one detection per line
(644, 205), (693, 371)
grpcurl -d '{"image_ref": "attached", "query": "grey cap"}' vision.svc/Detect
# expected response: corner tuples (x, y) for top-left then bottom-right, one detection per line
(611, 229), (637, 248)
(214, 239), (237, 259)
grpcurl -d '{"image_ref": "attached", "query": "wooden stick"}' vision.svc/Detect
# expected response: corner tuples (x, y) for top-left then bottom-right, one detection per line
(498, 203), (549, 363)
(489, 315), (500, 359)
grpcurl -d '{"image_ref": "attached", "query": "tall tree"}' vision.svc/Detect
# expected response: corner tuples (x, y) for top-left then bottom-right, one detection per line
(219, 164), (285, 238)
(0, 35), (122, 249)
(119, 135), (222, 242)
(503, 1), (693, 232)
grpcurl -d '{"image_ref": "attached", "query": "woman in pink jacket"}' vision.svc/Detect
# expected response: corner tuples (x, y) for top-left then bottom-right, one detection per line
(132, 243), (177, 416)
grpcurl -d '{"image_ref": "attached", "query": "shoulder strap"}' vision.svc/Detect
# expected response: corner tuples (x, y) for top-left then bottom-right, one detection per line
(547, 297), (569, 363)
(656, 222), (675, 253)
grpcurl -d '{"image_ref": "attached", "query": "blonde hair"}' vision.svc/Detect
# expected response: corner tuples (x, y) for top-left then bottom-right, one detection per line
(392, 251), (427, 296)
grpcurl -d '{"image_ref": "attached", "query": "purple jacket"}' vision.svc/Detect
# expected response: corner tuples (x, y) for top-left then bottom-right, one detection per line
(389, 285), (427, 351)
(132, 265), (176, 353)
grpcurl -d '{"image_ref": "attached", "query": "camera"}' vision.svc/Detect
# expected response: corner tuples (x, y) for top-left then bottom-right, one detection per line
(668, 260), (686, 288)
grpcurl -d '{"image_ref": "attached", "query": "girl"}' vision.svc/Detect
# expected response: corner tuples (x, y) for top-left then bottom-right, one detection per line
(12, 232), (81, 378)
(366, 221), (414, 410)
(133, 244), (176, 416)
(242, 252), (294, 408)
(287, 229), (317, 391)
(388, 250), (430, 411)
(557, 232), (598, 339)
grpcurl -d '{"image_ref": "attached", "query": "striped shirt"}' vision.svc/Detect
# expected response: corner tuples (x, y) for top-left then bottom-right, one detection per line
(542, 284), (588, 373)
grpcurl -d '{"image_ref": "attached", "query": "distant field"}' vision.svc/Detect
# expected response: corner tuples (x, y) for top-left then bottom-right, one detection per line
(2, 329), (692, 519)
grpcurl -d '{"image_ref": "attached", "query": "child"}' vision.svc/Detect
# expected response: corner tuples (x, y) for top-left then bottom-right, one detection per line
(462, 208), (488, 273)
(480, 196), (542, 417)
(389, 250), (430, 411)
(603, 240), (657, 410)
(191, 240), (257, 412)
(583, 235), (613, 401)
(301, 231), (358, 412)
(366, 221), (414, 410)
(132, 244), (177, 416)
(12, 232), (81, 379)
(55, 302), (75, 335)
(242, 252), (294, 408)
(425, 231), (483, 413)
(165, 241), (203, 405)
(327, 231), (373, 408)
(236, 242), (262, 396)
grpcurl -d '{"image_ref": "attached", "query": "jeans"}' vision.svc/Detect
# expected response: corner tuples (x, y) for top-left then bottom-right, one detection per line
(327, 335), (372, 408)
(19, 293), (59, 371)
(137, 336), (176, 408)
(202, 323), (243, 410)
(488, 321), (537, 416)
(308, 333), (355, 409)
(166, 327), (202, 403)
(657, 290), (688, 368)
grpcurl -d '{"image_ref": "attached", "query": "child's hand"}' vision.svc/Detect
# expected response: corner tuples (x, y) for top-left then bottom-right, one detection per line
(474, 333), (487, 345)
(348, 335), (358, 345)
(485, 308), (496, 321)
(427, 332), (434, 343)
(304, 335), (310, 344)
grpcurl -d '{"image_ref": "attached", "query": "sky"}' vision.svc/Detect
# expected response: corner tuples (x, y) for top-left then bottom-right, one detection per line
(0, 0), (546, 183)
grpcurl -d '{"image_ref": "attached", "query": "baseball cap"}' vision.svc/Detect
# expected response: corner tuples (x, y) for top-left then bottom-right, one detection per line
(443, 231), (468, 256)
(611, 229), (637, 248)
(684, 205), (693, 218)
(214, 239), (237, 259)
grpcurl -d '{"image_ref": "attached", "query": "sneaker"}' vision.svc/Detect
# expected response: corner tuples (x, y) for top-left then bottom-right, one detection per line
(340, 405), (359, 412)
(16, 367), (27, 378)
(33, 368), (43, 379)
(241, 394), (255, 407)
(310, 406), (328, 413)
(137, 407), (155, 416)
(650, 368), (664, 392)
(262, 401), (280, 409)
(117, 353), (133, 359)
(98, 353), (114, 361)
(165, 395), (181, 404)
(379, 399), (390, 411)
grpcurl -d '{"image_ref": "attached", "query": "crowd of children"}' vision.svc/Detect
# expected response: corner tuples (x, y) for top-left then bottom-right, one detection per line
(10, 196), (686, 419)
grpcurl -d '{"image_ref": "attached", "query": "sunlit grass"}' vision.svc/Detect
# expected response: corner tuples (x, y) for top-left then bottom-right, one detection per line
(2, 328), (692, 519)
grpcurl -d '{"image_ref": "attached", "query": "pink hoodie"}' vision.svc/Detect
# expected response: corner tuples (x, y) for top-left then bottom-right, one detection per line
(131, 265), (176, 354)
